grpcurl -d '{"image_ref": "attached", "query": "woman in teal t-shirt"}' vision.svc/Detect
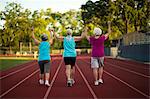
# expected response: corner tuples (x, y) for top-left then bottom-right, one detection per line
(32, 28), (53, 87)
(53, 28), (86, 87)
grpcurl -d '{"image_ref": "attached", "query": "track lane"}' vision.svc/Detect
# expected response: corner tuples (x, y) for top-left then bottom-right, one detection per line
(1, 56), (149, 99)
(0, 62), (37, 80)
(105, 62), (149, 97)
(1, 58), (60, 98)
(106, 58), (150, 76)
(0, 62), (38, 95)
(78, 58), (148, 98)
(107, 58), (150, 70)
(76, 63), (97, 99)
(0, 69), (39, 98)
(106, 62), (150, 78)
(44, 59), (63, 99)
(2, 60), (59, 98)
(47, 60), (94, 99)
(0, 60), (35, 78)
(82, 57), (149, 96)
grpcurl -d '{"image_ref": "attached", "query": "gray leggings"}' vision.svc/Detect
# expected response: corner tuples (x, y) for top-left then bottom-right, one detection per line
(38, 60), (50, 74)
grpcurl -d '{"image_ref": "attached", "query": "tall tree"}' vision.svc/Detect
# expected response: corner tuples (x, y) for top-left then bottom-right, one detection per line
(1, 2), (23, 50)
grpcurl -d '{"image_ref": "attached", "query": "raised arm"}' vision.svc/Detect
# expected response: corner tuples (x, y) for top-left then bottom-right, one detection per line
(48, 28), (54, 45)
(52, 29), (64, 41)
(104, 21), (111, 39)
(83, 27), (90, 41)
(74, 27), (87, 42)
(31, 28), (40, 45)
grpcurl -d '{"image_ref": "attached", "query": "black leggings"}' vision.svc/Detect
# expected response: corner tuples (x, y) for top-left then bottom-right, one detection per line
(64, 57), (76, 68)
(38, 60), (50, 74)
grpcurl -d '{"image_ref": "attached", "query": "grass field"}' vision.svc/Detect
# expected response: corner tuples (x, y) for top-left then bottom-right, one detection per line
(0, 59), (30, 71)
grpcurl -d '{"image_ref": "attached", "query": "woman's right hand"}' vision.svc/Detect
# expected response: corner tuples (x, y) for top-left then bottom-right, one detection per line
(31, 27), (34, 31)
(48, 28), (54, 32)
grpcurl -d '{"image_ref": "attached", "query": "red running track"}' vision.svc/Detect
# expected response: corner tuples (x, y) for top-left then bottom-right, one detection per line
(0, 56), (149, 99)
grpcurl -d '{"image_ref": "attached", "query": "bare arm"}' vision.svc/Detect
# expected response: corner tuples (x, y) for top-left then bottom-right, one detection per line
(74, 36), (83, 42)
(83, 27), (90, 41)
(74, 27), (87, 42)
(32, 28), (40, 45)
(85, 34), (90, 41)
(48, 29), (54, 45)
(104, 21), (111, 39)
(53, 29), (64, 41)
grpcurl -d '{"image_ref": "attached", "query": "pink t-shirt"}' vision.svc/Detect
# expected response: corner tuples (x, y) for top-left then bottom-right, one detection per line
(89, 35), (106, 57)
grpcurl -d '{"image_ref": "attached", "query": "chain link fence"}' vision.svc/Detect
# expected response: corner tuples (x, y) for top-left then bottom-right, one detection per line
(122, 31), (150, 46)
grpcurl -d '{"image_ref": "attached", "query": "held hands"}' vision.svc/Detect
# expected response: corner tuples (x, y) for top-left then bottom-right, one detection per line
(48, 28), (54, 32)
(48, 28), (54, 37)
(84, 26), (88, 33)
(48, 28), (59, 38)
(83, 26), (88, 36)
(31, 27), (34, 32)
(108, 21), (111, 25)
(80, 26), (88, 38)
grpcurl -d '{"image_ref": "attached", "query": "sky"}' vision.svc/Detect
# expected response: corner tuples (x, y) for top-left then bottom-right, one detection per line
(0, 0), (98, 29)
(0, 0), (98, 13)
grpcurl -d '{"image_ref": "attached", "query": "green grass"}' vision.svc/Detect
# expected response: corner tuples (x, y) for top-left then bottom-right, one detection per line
(0, 59), (30, 71)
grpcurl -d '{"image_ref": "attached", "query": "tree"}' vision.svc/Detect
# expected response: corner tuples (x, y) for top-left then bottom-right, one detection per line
(81, 0), (149, 41)
(1, 2), (23, 53)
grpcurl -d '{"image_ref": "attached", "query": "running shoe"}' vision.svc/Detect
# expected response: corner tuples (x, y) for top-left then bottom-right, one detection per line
(71, 79), (75, 84)
(94, 80), (99, 86)
(39, 79), (44, 85)
(67, 80), (72, 87)
(45, 80), (50, 87)
(98, 79), (103, 84)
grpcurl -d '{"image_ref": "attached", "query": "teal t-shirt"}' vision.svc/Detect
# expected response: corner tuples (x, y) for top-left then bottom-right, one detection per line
(63, 36), (77, 57)
(38, 41), (50, 61)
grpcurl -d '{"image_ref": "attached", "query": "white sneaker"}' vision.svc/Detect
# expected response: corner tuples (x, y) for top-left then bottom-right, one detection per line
(94, 80), (99, 86)
(98, 79), (103, 84)
(67, 80), (72, 87)
(45, 80), (50, 87)
(39, 79), (44, 85)
(71, 79), (75, 84)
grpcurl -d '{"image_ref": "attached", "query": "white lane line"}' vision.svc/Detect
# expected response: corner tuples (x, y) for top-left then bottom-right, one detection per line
(109, 59), (149, 70)
(106, 62), (150, 78)
(104, 70), (149, 98)
(44, 59), (63, 99)
(0, 62), (37, 80)
(81, 58), (149, 78)
(0, 69), (39, 98)
(76, 63), (98, 99)
(82, 59), (149, 98)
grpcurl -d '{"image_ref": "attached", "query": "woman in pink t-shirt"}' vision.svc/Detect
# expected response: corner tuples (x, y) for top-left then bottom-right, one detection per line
(84, 26), (110, 86)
